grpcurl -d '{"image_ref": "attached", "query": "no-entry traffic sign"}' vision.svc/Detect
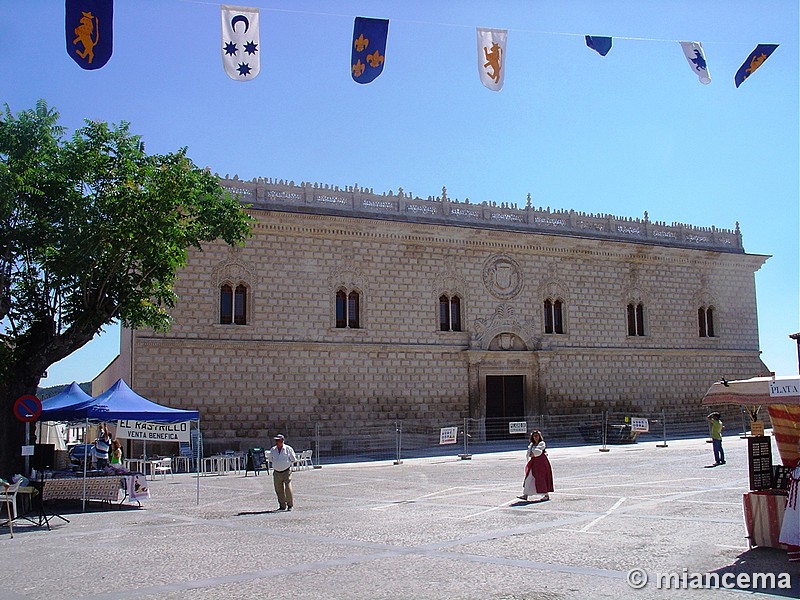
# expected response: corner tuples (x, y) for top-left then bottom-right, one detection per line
(13, 394), (42, 422)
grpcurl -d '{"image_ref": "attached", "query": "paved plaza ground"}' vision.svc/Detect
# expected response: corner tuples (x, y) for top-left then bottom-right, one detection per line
(2, 433), (798, 599)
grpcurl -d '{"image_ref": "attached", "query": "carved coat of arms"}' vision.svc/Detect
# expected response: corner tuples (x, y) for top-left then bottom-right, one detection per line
(482, 254), (523, 299)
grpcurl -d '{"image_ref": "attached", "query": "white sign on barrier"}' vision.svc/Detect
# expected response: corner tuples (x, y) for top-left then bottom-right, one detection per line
(439, 426), (458, 445)
(115, 420), (191, 442)
(508, 421), (528, 434)
(631, 417), (649, 433)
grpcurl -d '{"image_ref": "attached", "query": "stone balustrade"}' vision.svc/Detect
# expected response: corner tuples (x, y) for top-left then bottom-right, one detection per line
(219, 175), (743, 253)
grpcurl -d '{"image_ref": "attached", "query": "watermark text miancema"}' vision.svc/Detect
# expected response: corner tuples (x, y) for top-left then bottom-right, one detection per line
(626, 567), (792, 590)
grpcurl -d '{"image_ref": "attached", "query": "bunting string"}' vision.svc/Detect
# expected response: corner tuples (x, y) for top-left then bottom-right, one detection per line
(71, 0), (781, 88)
(175, 0), (768, 46)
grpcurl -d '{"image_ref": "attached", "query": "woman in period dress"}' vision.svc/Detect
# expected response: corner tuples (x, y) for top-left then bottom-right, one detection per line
(778, 458), (800, 562)
(519, 430), (554, 502)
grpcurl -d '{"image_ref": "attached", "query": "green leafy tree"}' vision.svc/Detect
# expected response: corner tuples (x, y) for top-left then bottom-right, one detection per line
(0, 101), (252, 476)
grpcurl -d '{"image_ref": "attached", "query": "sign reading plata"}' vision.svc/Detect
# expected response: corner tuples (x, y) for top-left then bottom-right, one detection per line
(116, 420), (191, 442)
(768, 379), (800, 397)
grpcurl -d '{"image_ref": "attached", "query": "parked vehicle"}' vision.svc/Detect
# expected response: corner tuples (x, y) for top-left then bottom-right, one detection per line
(68, 443), (94, 468)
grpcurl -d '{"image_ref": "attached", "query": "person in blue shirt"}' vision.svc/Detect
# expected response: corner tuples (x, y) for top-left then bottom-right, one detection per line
(94, 424), (112, 469)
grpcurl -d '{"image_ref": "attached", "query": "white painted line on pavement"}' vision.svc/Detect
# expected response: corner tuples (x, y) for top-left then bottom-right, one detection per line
(579, 497), (626, 532)
(371, 486), (464, 510)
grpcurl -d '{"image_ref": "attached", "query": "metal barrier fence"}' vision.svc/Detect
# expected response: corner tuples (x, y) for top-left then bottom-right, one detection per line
(306, 407), (759, 467)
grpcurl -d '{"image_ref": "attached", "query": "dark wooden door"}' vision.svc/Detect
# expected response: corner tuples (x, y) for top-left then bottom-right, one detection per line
(485, 375), (524, 439)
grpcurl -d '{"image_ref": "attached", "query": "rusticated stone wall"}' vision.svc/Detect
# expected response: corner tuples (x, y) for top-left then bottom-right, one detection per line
(110, 179), (768, 453)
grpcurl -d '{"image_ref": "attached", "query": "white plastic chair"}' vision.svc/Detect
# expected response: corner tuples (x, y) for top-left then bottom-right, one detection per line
(153, 457), (174, 479)
(1, 480), (20, 538)
(301, 449), (313, 469)
(0, 479), (21, 521)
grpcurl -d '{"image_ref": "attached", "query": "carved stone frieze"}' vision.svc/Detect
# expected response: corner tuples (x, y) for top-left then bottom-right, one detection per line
(538, 263), (569, 302)
(212, 259), (255, 287)
(471, 303), (539, 350)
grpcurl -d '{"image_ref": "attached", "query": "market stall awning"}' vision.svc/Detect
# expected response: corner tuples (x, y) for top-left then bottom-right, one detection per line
(87, 379), (199, 422)
(702, 376), (800, 466)
(39, 381), (95, 422)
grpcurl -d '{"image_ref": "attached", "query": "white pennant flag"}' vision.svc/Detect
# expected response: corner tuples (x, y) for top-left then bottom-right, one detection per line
(221, 5), (260, 81)
(477, 28), (507, 91)
(679, 41), (711, 84)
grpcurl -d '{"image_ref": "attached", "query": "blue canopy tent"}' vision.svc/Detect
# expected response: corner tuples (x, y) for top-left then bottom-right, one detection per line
(87, 379), (199, 422)
(37, 379), (202, 507)
(39, 382), (94, 421)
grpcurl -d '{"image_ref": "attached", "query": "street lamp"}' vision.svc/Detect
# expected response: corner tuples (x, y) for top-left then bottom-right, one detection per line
(790, 332), (800, 375)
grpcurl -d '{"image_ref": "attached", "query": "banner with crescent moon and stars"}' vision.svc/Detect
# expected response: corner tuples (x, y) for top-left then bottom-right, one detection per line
(65, 0), (114, 70)
(220, 5), (260, 81)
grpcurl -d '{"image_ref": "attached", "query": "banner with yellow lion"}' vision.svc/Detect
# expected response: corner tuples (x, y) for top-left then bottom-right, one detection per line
(65, 0), (113, 70)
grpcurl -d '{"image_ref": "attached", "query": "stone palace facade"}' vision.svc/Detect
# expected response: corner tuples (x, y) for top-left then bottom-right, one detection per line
(95, 177), (769, 451)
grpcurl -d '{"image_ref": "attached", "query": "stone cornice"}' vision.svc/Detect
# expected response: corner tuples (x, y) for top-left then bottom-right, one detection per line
(245, 208), (768, 271)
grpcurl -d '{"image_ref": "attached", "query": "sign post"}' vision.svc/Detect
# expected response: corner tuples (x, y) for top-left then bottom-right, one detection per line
(13, 394), (42, 476)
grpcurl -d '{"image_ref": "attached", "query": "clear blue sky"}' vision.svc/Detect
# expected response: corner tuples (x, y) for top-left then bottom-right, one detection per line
(4, 0), (798, 385)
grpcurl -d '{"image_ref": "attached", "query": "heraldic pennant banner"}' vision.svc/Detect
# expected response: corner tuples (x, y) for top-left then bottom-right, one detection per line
(477, 28), (507, 91)
(585, 35), (612, 57)
(221, 5), (261, 81)
(734, 44), (778, 88)
(65, 0), (114, 70)
(351, 17), (389, 84)
(679, 41), (711, 84)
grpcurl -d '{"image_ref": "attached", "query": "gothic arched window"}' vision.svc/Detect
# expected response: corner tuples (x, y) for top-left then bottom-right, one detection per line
(698, 306), (715, 337)
(627, 302), (645, 336)
(439, 294), (462, 332)
(544, 298), (565, 334)
(220, 283), (248, 325)
(335, 288), (361, 329)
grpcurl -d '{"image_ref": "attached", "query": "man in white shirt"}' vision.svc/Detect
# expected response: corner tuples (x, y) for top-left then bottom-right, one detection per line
(268, 435), (297, 511)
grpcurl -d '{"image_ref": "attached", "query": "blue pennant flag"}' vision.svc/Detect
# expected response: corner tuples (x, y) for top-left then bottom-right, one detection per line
(735, 44), (778, 88)
(351, 17), (389, 84)
(585, 36), (612, 57)
(65, 0), (114, 70)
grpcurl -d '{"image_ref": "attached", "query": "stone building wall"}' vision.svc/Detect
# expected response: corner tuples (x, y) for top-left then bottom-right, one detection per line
(119, 179), (769, 452)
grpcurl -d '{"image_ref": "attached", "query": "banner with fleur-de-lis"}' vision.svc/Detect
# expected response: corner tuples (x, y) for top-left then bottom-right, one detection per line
(65, 0), (114, 70)
(351, 17), (389, 84)
(221, 5), (260, 81)
(477, 28), (507, 91)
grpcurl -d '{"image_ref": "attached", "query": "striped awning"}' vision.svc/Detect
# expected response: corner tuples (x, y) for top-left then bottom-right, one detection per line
(703, 376), (800, 467)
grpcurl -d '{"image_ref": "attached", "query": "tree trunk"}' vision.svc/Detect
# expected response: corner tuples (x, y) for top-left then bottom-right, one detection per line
(0, 367), (43, 478)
